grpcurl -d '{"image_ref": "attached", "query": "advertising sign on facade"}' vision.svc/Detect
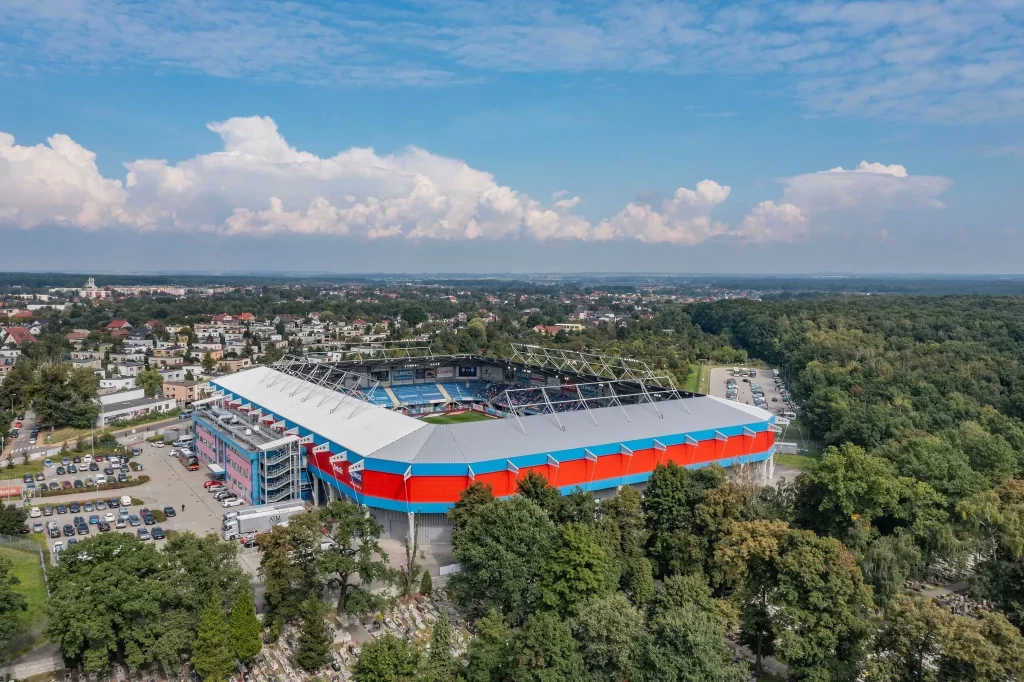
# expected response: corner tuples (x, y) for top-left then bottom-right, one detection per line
(414, 368), (427, 380)
(516, 370), (532, 386)
(0, 486), (21, 498)
(371, 370), (390, 382)
(437, 367), (454, 379)
(457, 365), (478, 378)
(392, 369), (414, 382)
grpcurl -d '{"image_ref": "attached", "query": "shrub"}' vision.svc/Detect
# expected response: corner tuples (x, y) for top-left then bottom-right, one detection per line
(38, 475), (150, 498)
(152, 509), (167, 523)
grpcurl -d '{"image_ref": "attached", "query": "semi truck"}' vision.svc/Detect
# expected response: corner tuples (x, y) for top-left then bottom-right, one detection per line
(221, 502), (309, 541)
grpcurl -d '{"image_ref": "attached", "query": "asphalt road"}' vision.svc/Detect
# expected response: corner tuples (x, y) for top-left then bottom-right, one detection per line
(4, 414), (192, 460)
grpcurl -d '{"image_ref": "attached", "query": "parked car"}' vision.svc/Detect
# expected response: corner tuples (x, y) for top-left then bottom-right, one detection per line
(72, 456), (81, 464)
(48, 526), (60, 539)
(43, 459), (53, 468)
(42, 506), (53, 516)
(104, 512), (115, 522)
(67, 464), (78, 474)
(35, 472), (44, 481)
(61, 457), (70, 466)
(61, 481), (72, 489)
(115, 518), (127, 529)
(95, 455), (104, 462)
(77, 524), (89, 535)
(62, 524), (75, 537)
(98, 521), (111, 532)
(32, 522), (43, 533)
(56, 466), (66, 476)
(28, 507), (41, 518)
(83, 502), (94, 512)
(137, 528), (151, 540)
(203, 480), (222, 489)
(151, 527), (166, 540)
(117, 473), (129, 483)
(82, 455), (92, 465)
(89, 463), (99, 472)
(56, 504), (67, 514)
(143, 514), (155, 526)
(107, 498), (120, 508)
(89, 515), (99, 525)
(222, 498), (244, 508)
(128, 515), (141, 527)
(103, 467), (114, 476)
(163, 506), (176, 517)
(69, 502), (81, 513)
(48, 482), (59, 490)
(73, 479), (84, 488)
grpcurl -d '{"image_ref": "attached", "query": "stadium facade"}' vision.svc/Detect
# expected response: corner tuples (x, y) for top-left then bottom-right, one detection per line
(191, 347), (779, 543)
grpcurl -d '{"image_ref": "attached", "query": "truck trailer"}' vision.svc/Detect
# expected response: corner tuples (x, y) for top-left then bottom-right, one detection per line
(221, 502), (309, 540)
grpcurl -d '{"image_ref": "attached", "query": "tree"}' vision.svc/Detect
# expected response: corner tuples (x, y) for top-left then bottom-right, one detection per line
(136, 368), (164, 398)
(448, 482), (494, 543)
(32, 363), (99, 428)
(402, 306), (427, 328)
(258, 516), (321, 625)
(517, 472), (562, 517)
(420, 570), (432, 596)
(192, 599), (236, 682)
(539, 523), (613, 617)
(354, 633), (420, 682)
(633, 606), (747, 682)
(506, 611), (587, 682)
(202, 354), (217, 373)
(0, 503), (27, 536)
(571, 594), (642, 682)
(716, 521), (875, 681)
(465, 610), (511, 682)
(0, 554), (27, 656)
(317, 500), (393, 614)
(449, 496), (556, 624)
(425, 610), (454, 679)
(185, 369), (195, 381)
(227, 591), (262, 663)
(294, 593), (332, 672)
(868, 595), (950, 682)
(46, 533), (172, 672)
(642, 462), (725, 577)
(163, 532), (252, 620)
(793, 443), (905, 539)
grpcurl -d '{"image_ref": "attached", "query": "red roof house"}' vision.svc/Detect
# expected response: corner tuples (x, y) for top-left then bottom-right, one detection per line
(105, 320), (132, 331)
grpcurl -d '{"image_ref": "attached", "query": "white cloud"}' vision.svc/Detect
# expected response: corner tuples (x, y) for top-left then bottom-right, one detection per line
(0, 120), (953, 247)
(593, 181), (731, 245)
(0, 132), (129, 230)
(3, 0), (1019, 122)
(736, 159), (951, 241)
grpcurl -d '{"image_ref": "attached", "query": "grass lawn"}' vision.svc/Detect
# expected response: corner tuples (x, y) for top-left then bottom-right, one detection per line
(420, 412), (494, 425)
(0, 460), (45, 481)
(775, 453), (818, 471)
(38, 426), (90, 446)
(0, 546), (48, 658)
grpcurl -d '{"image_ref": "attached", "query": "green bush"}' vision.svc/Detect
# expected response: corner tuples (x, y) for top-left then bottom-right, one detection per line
(152, 509), (167, 523)
(37, 475), (150, 498)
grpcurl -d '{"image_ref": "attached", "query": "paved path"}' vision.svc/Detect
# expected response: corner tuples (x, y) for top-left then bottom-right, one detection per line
(725, 639), (788, 678)
(0, 642), (62, 679)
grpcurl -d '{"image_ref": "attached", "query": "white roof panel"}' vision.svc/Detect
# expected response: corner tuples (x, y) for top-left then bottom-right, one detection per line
(211, 368), (427, 457)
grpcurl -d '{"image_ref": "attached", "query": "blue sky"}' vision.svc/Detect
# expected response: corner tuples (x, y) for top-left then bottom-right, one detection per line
(0, 0), (1021, 273)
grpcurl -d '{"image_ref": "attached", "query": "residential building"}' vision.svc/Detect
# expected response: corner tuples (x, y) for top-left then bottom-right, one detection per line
(218, 358), (252, 373)
(97, 388), (176, 426)
(163, 380), (205, 405)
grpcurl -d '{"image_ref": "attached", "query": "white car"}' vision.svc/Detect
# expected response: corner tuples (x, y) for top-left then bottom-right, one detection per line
(82, 455), (93, 465)
(109, 457), (120, 468)
(153, 442), (165, 448)
(53, 542), (64, 554)
(104, 512), (115, 522)
(222, 498), (244, 508)
(96, 475), (107, 485)
(29, 507), (41, 518)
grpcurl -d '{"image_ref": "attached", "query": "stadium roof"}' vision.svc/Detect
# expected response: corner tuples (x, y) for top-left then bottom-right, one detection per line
(212, 367), (774, 465)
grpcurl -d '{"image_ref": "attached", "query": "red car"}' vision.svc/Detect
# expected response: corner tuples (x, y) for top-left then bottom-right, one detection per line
(203, 480), (222, 489)
(13, 422), (21, 428)
(95, 456), (104, 462)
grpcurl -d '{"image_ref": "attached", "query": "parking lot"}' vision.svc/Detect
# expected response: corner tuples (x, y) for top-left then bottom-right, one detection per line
(708, 366), (796, 418)
(25, 440), (257, 573)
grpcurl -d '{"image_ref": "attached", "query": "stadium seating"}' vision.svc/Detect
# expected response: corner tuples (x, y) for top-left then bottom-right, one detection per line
(390, 383), (446, 406)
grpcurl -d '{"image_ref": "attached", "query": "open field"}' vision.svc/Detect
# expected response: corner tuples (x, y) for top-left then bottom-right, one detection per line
(420, 411), (494, 425)
(0, 546), (48, 658)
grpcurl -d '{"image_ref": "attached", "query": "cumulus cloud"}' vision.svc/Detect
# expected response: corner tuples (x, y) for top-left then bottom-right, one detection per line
(0, 132), (129, 229)
(0, 118), (952, 247)
(593, 181), (731, 245)
(735, 160), (951, 242)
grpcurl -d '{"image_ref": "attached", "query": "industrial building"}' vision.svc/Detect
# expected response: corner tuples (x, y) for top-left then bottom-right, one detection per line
(192, 345), (779, 543)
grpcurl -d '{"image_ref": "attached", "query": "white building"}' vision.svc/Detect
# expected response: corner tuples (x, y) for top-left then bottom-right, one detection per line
(97, 388), (176, 426)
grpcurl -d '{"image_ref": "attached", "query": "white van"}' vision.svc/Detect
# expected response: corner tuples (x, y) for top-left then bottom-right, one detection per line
(120, 495), (132, 507)
(172, 435), (194, 448)
(781, 411), (797, 419)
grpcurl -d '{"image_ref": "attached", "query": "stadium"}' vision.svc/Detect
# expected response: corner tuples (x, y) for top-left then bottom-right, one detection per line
(191, 344), (780, 544)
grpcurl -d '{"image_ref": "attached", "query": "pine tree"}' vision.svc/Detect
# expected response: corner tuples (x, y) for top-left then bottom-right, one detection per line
(428, 610), (453, 670)
(294, 593), (332, 671)
(192, 600), (236, 682)
(420, 570), (432, 596)
(228, 591), (262, 663)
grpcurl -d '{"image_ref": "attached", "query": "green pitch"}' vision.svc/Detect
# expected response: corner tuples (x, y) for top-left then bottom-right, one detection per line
(420, 411), (494, 425)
